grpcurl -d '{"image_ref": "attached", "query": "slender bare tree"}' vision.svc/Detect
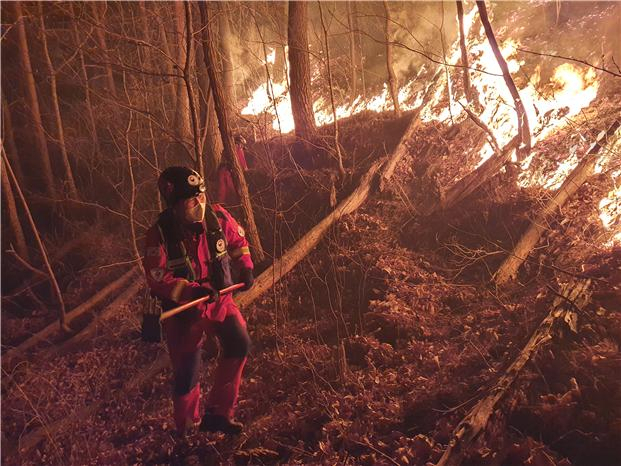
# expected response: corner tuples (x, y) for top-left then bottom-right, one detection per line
(1, 143), (29, 260)
(39, 3), (78, 199)
(199, 2), (265, 262)
(13, 2), (55, 197)
(383, 0), (401, 115)
(477, 1), (530, 159)
(456, 0), (473, 102)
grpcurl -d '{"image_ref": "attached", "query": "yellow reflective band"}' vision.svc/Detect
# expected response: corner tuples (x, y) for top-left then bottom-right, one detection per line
(171, 279), (190, 302)
(230, 246), (250, 259)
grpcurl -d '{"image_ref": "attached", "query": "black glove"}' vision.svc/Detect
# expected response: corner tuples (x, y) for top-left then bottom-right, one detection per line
(192, 285), (219, 303)
(240, 268), (254, 291)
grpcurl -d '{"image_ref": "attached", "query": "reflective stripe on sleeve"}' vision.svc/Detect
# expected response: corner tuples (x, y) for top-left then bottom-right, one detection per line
(170, 279), (190, 302)
(229, 246), (250, 259)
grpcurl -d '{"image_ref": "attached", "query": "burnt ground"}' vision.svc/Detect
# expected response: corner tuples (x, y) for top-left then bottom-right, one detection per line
(2, 79), (621, 466)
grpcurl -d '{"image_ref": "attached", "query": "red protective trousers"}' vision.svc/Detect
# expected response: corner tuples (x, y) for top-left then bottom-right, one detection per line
(162, 294), (249, 433)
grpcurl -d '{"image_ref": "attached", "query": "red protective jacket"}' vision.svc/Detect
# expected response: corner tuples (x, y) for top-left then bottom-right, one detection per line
(143, 204), (253, 321)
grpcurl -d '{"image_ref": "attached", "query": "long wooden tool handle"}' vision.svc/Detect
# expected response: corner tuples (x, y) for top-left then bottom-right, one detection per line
(159, 283), (245, 322)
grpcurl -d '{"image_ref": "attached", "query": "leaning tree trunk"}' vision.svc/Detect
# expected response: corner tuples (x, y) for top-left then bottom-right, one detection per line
(477, 0), (530, 160)
(383, 0), (400, 116)
(287, 0), (317, 141)
(39, 3), (78, 200)
(456, 0), (473, 103)
(2, 94), (25, 183)
(437, 278), (592, 466)
(2, 148), (69, 332)
(1, 144), (29, 260)
(494, 121), (621, 285)
(13, 2), (55, 197)
(199, 2), (265, 262)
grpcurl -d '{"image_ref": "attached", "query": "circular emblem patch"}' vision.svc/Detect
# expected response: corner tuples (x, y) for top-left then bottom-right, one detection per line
(237, 226), (245, 237)
(187, 174), (201, 186)
(150, 268), (165, 282)
(216, 238), (226, 253)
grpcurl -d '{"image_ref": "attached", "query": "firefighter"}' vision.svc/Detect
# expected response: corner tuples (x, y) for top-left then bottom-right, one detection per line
(216, 135), (248, 205)
(142, 166), (254, 436)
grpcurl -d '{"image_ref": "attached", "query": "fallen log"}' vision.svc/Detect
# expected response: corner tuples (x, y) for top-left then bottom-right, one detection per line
(494, 121), (621, 285)
(52, 280), (144, 355)
(379, 67), (443, 191)
(435, 278), (591, 466)
(430, 135), (520, 214)
(3, 267), (139, 366)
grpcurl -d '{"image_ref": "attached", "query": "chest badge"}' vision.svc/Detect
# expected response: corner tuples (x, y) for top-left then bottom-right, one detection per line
(216, 238), (226, 253)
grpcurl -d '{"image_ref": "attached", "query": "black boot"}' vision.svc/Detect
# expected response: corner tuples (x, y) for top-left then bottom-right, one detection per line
(199, 412), (243, 435)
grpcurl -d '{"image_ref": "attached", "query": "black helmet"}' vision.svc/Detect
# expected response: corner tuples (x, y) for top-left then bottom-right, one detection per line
(158, 166), (206, 207)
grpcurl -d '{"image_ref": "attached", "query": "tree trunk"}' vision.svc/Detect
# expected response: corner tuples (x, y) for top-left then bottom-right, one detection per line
(437, 279), (591, 466)
(317, 1), (345, 176)
(199, 2), (265, 262)
(92, 2), (117, 98)
(347, 1), (358, 99)
(174, 1), (193, 147)
(351, 1), (365, 99)
(39, 3), (78, 200)
(2, 148), (69, 332)
(153, 2), (178, 125)
(456, 0), (473, 103)
(494, 122), (620, 285)
(2, 94), (25, 184)
(182, 1), (204, 177)
(287, 1), (317, 141)
(1, 146), (29, 260)
(196, 44), (223, 178)
(13, 2), (55, 197)
(217, 2), (236, 115)
(477, 1), (530, 160)
(383, 0), (401, 116)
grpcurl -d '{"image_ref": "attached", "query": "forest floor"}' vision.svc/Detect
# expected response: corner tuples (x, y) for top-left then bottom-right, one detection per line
(2, 89), (621, 466)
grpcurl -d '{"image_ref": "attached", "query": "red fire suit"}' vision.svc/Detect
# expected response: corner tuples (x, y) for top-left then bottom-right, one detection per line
(143, 204), (253, 433)
(216, 145), (248, 205)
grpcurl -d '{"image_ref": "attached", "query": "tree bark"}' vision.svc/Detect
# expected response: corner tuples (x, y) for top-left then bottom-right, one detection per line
(13, 2), (55, 197)
(199, 2), (265, 262)
(494, 121), (620, 285)
(217, 2), (237, 115)
(1, 95), (25, 186)
(2, 148), (69, 332)
(317, 1), (345, 176)
(287, 1), (317, 141)
(174, 1), (193, 147)
(182, 1), (204, 177)
(456, 0), (473, 103)
(437, 279), (591, 466)
(39, 3), (78, 200)
(477, 1), (530, 160)
(383, 0), (401, 116)
(1, 145), (29, 260)
(347, 1), (358, 99)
